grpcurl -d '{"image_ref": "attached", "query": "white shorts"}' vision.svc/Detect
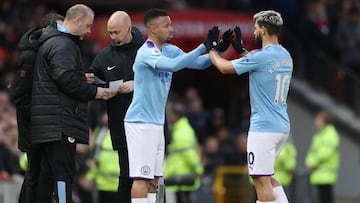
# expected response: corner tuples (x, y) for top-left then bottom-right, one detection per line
(125, 122), (165, 179)
(247, 132), (288, 176)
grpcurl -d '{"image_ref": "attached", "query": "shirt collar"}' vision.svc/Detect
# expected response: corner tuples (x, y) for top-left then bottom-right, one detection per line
(57, 23), (69, 33)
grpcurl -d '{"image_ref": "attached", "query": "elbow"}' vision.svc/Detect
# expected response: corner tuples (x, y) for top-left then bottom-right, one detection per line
(219, 69), (228, 74)
(216, 65), (232, 74)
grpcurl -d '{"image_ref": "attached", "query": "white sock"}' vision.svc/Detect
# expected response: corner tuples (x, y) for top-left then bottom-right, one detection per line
(273, 186), (289, 203)
(256, 201), (276, 203)
(147, 193), (156, 203)
(132, 198), (147, 203)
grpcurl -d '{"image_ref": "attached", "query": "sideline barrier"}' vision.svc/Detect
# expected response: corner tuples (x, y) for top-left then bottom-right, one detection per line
(213, 166), (256, 203)
(0, 181), (22, 203)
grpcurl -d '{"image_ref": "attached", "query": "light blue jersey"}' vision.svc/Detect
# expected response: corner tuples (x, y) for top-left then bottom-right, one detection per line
(124, 40), (210, 125)
(231, 44), (293, 133)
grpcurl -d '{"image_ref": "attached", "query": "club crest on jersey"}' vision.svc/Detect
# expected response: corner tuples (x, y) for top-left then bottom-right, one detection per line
(147, 41), (155, 48)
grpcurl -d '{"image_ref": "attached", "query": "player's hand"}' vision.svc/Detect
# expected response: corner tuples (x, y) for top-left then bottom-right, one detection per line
(216, 28), (233, 52)
(203, 26), (220, 52)
(231, 26), (246, 54)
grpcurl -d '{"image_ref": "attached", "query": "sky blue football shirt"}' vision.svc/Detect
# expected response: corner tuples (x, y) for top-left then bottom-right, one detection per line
(231, 44), (293, 133)
(124, 40), (210, 125)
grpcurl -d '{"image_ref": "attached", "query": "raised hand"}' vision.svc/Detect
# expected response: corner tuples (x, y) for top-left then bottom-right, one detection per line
(216, 28), (233, 52)
(231, 26), (246, 54)
(203, 26), (220, 52)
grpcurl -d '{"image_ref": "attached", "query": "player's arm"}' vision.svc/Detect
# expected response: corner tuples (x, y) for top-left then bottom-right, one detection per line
(155, 44), (206, 72)
(187, 54), (212, 70)
(209, 50), (236, 74)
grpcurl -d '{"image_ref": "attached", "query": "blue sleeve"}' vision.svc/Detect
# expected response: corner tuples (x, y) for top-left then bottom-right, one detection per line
(187, 54), (212, 70)
(155, 44), (206, 72)
(231, 51), (263, 75)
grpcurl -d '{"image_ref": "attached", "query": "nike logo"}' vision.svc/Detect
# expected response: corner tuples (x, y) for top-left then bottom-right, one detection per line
(107, 66), (116, 71)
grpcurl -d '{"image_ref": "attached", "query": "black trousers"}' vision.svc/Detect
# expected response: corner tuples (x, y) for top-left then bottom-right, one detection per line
(317, 184), (334, 203)
(98, 190), (120, 203)
(117, 146), (133, 203)
(21, 147), (54, 203)
(37, 136), (76, 203)
(176, 191), (191, 203)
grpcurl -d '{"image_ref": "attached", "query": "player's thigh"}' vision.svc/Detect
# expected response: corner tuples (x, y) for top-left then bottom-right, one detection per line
(125, 122), (163, 179)
(247, 132), (288, 176)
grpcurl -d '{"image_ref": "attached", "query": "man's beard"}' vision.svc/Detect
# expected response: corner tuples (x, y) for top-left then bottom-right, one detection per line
(255, 35), (262, 48)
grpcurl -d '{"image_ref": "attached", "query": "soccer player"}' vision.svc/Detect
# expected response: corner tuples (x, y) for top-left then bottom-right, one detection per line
(209, 10), (293, 203)
(123, 8), (220, 203)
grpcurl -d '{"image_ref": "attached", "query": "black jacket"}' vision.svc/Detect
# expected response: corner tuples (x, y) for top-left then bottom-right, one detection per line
(13, 28), (42, 106)
(90, 26), (144, 149)
(13, 28), (42, 151)
(31, 26), (97, 144)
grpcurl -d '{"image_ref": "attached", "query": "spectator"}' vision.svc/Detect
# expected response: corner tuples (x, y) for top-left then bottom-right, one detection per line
(334, 0), (360, 111)
(298, 0), (339, 92)
(213, 126), (235, 165)
(274, 137), (297, 202)
(228, 132), (247, 166)
(164, 100), (204, 203)
(85, 111), (120, 203)
(184, 87), (210, 144)
(305, 110), (340, 203)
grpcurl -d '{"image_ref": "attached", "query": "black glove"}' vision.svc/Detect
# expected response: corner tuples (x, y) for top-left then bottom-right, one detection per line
(203, 26), (220, 52)
(216, 28), (233, 52)
(231, 26), (246, 54)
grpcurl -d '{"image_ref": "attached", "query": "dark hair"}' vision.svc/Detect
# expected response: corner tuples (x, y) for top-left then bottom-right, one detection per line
(318, 110), (334, 125)
(168, 101), (185, 118)
(39, 13), (64, 28)
(144, 8), (168, 27)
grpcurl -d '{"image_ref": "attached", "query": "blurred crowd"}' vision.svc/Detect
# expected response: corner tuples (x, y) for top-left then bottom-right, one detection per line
(0, 0), (357, 202)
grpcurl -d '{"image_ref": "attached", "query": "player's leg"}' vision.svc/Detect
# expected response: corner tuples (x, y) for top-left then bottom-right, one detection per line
(272, 133), (290, 203)
(252, 175), (275, 202)
(271, 177), (289, 203)
(126, 122), (162, 203)
(248, 132), (288, 203)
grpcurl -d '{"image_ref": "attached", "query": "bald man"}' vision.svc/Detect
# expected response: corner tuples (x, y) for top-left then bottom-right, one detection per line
(31, 4), (113, 203)
(87, 10), (145, 203)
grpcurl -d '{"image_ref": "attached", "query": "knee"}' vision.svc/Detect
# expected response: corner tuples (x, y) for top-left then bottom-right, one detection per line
(132, 179), (149, 197)
(253, 176), (271, 188)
